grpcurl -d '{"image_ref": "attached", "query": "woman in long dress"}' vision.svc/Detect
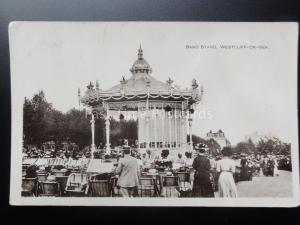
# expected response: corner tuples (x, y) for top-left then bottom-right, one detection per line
(217, 147), (238, 198)
(239, 154), (249, 181)
(273, 155), (279, 176)
(191, 144), (214, 197)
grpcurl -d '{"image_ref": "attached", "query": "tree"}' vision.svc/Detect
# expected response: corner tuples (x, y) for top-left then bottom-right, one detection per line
(109, 118), (138, 147)
(65, 108), (91, 150)
(47, 109), (68, 146)
(257, 137), (290, 156)
(23, 90), (53, 148)
(23, 97), (34, 146)
(120, 119), (138, 146)
(233, 139), (256, 154)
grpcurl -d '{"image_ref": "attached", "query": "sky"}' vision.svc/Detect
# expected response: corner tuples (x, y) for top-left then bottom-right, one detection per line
(9, 22), (298, 145)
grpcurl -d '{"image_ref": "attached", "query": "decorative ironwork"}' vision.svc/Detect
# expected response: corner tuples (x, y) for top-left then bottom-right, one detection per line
(87, 81), (94, 90)
(191, 79), (198, 89)
(103, 100), (186, 111)
(166, 77), (174, 86)
(95, 80), (99, 90)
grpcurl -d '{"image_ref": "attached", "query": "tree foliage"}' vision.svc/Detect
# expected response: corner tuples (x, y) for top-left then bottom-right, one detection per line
(256, 137), (291, 155)
(65, 108), (92, 149)
(109, 118), (137, 147)
(232, 137), (290, 156)
(232, 138), (256, 154)
(23, 91), (52, 148)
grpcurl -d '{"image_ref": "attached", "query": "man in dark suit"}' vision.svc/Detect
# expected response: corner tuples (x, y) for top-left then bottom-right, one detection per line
(115, 146), (139, 197)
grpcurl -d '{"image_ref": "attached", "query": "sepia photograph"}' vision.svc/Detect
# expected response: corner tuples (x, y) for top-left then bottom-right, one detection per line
(9, 22), (299, 206)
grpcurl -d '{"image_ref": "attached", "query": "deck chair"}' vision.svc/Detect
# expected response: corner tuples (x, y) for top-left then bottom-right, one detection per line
(39, 181), (60, 197)
(175, 172), (192, 196)
(22, 178), (37, 196)
(55, 176), (68, 196)
(65, 173), (87, 196)
(176, 172), (189, 182)
(22, 168), (27, 177)
(138, 177), (156, 197)
(163, 176), (179, 186)
(161, 176), (180, 198)
(52, 170), (66, 177)
(110, 177), (121, 197)
(89, 180), (112, 197)
(37, 172), (48, 182)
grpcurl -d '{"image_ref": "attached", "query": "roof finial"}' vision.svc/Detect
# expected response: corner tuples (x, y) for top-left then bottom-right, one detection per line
(138, 44), (143, 60)
(166, 77), (174, 86)
(87, 81), (94, 90)
(78, 88), (81, 110)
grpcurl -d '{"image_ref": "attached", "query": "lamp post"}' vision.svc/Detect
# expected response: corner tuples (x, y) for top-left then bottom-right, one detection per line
(105, 103), (111, 155)
(85, 108), (96, 158)
(90, 113), (96, 156)
(188, 115), (193, 152)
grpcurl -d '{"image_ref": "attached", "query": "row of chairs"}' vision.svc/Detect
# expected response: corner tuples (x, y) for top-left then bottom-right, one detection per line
(22, 176), (69, 197)
(88, 172), (192, 197)
(87, 177), (158, 197)
(22, 171), (193, 197)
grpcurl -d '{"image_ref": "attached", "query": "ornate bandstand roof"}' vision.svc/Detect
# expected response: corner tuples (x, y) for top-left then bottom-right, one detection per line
(81, 46), (203, 108)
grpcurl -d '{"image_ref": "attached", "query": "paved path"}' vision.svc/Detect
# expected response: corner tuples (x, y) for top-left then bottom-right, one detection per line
(236, 170), (293, 197)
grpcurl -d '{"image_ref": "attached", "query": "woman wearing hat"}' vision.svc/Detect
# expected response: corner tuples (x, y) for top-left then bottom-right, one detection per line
(191, 143), (214, 197)
(217, 147), (238, 197)
(239, 153), (249, 181)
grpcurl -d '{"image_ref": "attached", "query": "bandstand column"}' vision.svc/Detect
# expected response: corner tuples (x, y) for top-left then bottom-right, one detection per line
(105, 103), (111, 154)
(154, 104), (157, 149)
(168, 112), (172, 149)
(137, 103), (140, 150)
(181, 109), (186, 148)
(174, 108), (177, 149)
(146, 98), (150, 149)
(178, 109), (182, 148)
(181, 102), (186, 149)
(162, 110), (165, 148)
(188, 110), (193, 151)
(90, 113), (96, 158)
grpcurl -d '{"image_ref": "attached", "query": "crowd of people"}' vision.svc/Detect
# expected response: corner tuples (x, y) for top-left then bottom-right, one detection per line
(23, 145), (91, 160)
(22, 142), (292, 198)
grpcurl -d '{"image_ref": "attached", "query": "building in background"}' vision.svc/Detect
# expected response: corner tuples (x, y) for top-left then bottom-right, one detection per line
(205, 129), (231, 150)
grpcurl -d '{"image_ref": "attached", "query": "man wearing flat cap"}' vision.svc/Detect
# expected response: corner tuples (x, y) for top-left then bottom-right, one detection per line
(115, 146), (139, 197)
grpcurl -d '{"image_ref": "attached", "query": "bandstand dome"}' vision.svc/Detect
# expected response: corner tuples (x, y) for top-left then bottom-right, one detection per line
(81, 46), (203, 156)
(130, 45), (152, 74)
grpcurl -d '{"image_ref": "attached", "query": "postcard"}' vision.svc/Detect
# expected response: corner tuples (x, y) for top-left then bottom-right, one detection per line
(9, 22), (299, 206)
